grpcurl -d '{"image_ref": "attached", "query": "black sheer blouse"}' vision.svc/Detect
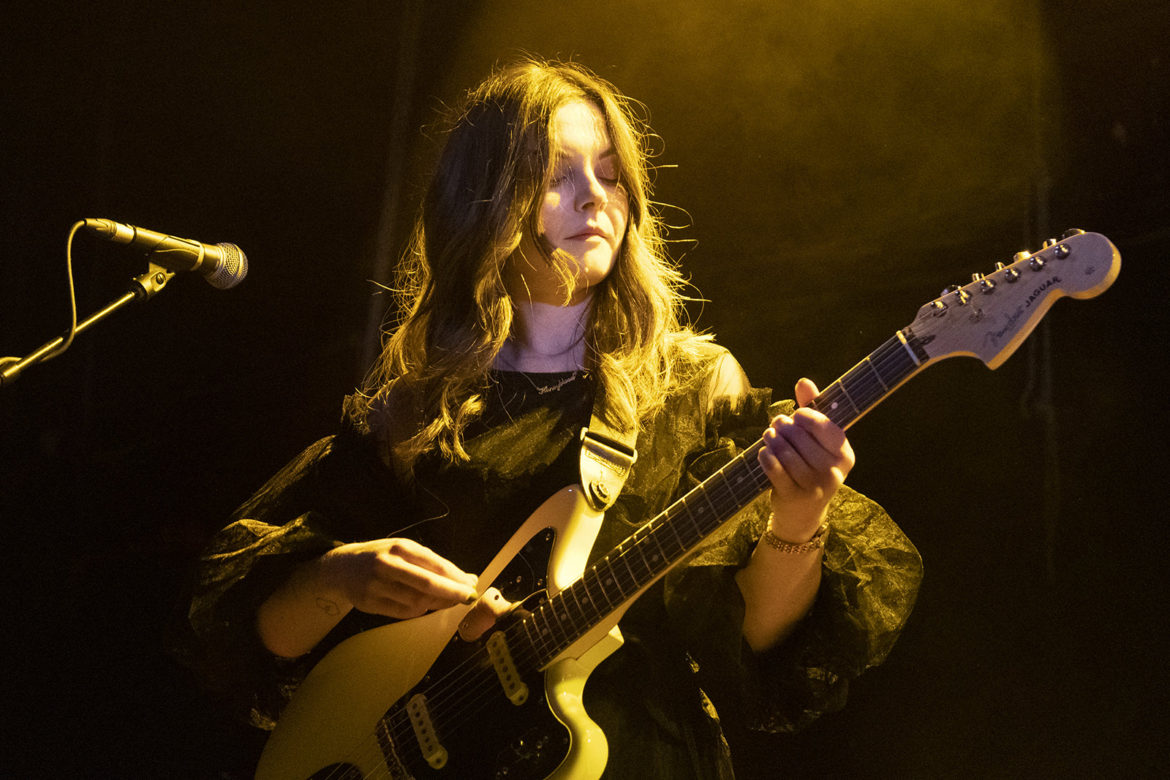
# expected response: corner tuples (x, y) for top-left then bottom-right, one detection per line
(180, 346), (922, 778)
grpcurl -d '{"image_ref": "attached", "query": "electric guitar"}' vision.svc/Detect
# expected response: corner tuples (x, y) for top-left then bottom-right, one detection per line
(256, 230), (1121, 780)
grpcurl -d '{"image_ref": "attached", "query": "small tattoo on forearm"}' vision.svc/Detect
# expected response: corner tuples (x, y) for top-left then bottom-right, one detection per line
(316, 597), (341, 616)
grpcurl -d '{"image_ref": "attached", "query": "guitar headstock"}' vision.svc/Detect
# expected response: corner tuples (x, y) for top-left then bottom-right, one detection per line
(907, 230), (1120, 369)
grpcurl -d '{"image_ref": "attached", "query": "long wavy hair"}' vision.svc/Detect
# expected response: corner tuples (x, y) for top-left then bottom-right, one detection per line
(347, 59), (710, 470)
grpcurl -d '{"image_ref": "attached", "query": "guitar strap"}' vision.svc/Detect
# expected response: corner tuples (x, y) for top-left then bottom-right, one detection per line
(578, 387), (638, 512)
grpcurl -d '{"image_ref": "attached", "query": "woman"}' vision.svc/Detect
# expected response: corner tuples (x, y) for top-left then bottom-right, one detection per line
(184, 59), (922, 778)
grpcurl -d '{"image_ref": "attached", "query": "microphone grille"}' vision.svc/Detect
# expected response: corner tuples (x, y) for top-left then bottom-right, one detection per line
(207, 243), (249, 289)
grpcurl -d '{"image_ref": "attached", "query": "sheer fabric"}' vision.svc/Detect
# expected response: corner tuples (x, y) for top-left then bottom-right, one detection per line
(179, 345), (922, 777)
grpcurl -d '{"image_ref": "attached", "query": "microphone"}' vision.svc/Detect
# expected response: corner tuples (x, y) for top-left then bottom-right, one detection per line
(84, 218), (248, 289)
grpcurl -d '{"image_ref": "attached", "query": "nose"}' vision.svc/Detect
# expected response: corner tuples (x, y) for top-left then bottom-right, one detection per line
(575, 170), (608, 212)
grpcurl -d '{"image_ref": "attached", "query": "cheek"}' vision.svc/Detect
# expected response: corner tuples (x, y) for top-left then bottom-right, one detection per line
(610, 198), (630, 241)
(539, 192), (566, 237)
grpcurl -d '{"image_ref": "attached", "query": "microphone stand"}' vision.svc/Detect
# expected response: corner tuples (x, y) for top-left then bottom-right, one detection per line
(1, 263), (175, 389)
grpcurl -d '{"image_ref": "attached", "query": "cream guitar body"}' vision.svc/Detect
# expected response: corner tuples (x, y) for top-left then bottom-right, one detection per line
(256, 485), (626, 780)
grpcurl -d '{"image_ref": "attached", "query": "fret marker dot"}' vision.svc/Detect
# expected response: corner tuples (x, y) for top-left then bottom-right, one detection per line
(831, 401), (839, 410)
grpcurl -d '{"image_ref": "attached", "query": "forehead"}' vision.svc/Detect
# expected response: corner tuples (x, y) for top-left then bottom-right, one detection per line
(550, 100), (613, 157)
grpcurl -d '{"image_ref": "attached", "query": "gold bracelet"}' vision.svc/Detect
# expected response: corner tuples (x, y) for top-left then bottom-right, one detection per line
(762, 520), (829, 554)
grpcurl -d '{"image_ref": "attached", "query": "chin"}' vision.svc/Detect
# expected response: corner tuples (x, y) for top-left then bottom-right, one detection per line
(580, 253), (617, 282)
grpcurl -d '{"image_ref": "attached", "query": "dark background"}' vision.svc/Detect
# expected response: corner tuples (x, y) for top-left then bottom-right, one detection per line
(3, 1), (1167, 776)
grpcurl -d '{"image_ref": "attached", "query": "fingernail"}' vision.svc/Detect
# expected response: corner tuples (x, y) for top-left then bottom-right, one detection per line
(463, 590), (479, 605)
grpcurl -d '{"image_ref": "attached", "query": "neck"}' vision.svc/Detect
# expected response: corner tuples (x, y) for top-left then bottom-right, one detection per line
(496, 297), (591, 373)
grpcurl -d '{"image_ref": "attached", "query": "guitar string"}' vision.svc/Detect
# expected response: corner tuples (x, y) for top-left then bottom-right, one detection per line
(366, 333), (921, 762)
(288, 260), (1080, 774)
(370, 337), (914, 761)
(369, 439), (779, 761)
(310, 328), (927, 776)
(293, 241), (1072, 774)
(366, 439), (784, 769)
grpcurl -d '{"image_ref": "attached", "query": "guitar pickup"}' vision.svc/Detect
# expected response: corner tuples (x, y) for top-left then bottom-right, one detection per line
(406, 693), (448, 769)
(487, 630), (529, 705)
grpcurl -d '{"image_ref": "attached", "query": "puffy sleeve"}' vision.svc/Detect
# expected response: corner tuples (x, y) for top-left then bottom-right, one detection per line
(661, 352), (923, 733)
(176, 428), (406, 729)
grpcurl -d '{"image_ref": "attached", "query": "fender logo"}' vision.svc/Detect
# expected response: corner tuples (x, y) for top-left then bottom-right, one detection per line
(1025, 276), (1061, 308)
(986, 305), (1025, 349)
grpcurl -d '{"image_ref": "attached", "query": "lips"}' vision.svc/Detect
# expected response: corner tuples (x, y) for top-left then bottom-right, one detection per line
(567, 227), (608, 240)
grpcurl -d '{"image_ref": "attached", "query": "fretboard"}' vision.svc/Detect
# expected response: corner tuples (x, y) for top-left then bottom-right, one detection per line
(511, 328), (928, 667)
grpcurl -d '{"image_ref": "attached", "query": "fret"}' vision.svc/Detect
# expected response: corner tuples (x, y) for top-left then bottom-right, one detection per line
(559, 580), (585, 626)
(566, 579), (592, 627)
(577, 571), (608, 616)
(624, 530), (655, 584)
(528, 332), (932, 667)
(714, 460), (757, 515)
(699, 474), (735, 522)
(658, 515), (688, 557)
(839, 366), (875, 412)
(616, 539), (643, 587)
(594, 557), (626, 604)
(539, 597), (570, 649)
(520, 610), (545, 662)
(722, 452), (760, 504)
(863, 355), (890, 393)
(828, 380), (861, 420)
(640, 528), (670, 576)
(585, 566), (616, 612)
(672, 498), (702, 546)
(607, 548), (635, 597)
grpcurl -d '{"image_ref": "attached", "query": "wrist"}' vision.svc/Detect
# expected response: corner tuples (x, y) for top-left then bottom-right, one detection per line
(761, 516), (829, 554)
(308, 547), (355, 608)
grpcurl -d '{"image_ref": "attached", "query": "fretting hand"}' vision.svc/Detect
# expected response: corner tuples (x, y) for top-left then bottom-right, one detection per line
(758, 378), (855, 543)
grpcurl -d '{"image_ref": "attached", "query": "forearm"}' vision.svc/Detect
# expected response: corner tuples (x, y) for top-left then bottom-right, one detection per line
(256, 549), (353, 659)
(735, 525), (824, 652)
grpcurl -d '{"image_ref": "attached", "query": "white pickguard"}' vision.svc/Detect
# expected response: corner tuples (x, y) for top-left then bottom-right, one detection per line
(256, 484), (623, 780)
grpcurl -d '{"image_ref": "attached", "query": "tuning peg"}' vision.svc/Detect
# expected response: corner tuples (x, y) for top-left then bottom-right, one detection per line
(973, 272), (996, 293)
(1029, 256), (1046, 271)
(996, 261), (1020, 282)
(1040, 237), (1072, 259)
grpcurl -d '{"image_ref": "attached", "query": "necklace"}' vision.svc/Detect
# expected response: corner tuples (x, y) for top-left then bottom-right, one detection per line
(528, 371), (583, 394)
(499, 368), (586, 395)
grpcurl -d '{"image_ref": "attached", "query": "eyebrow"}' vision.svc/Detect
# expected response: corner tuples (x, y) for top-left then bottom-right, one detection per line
(553, 147), (618, 162)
